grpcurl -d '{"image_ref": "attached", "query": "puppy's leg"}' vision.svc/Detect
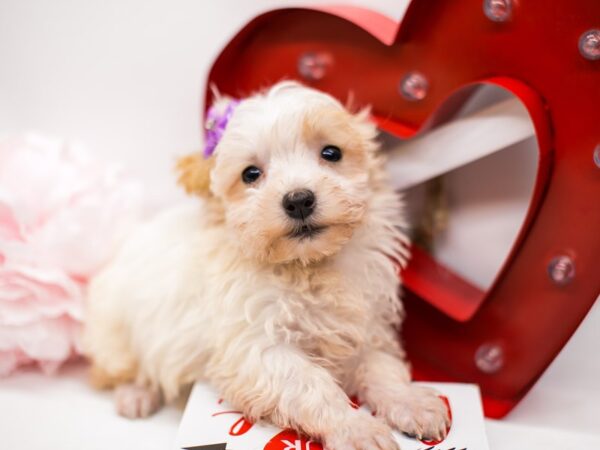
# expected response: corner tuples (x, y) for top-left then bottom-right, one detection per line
(84, 316), (139, 390)
(353, 350), (450, 441)
(212, 344), (398, 450)
(83, 302), (164, 419)
(114, 383), (163, 419)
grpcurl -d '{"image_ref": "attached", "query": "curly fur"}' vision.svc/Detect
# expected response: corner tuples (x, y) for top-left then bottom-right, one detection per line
(82, 82), (449, 447)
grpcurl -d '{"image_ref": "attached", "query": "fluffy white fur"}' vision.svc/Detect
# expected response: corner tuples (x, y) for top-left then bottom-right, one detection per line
(83, 82), (449, 448)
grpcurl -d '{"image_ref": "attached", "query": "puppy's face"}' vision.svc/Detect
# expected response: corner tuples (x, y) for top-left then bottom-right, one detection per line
(210, 83), (378, 265)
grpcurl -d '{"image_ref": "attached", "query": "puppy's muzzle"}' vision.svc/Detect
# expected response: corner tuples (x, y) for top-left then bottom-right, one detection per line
(282, 189), (315, 221)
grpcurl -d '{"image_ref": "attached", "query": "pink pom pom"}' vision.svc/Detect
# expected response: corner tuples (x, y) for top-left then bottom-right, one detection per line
(0, 134), (142, 375)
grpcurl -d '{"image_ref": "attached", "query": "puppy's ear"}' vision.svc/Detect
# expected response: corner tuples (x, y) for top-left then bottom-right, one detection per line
(176, 153), (214, 197)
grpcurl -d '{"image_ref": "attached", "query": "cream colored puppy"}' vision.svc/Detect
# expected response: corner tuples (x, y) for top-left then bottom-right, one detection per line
(83, 82), (449, 448)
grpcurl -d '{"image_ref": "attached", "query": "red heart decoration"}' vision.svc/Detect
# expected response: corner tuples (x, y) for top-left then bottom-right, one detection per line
(204, 1), (600, 417)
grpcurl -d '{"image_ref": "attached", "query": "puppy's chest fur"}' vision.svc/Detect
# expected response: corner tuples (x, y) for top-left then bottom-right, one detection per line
(257, 251), (401, 372)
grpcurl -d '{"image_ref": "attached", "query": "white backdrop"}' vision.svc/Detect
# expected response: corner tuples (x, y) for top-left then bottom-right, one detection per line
(0, 0), (598, 448)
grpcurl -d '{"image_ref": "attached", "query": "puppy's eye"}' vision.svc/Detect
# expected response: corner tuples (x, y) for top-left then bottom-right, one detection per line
(320, 145), (342, 162)
(241, 165), (262, 184)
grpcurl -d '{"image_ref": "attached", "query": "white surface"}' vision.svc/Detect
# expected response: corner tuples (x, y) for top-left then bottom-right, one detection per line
(506, 299), (600, 435)
(0, 364), (180, 449)
(0, 0), (598, 449)
(2, 354), (599, 450)
(486, 420), (600, 450)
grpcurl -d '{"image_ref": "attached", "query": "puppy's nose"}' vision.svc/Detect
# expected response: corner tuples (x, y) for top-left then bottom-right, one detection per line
(282, 189), (316, 220)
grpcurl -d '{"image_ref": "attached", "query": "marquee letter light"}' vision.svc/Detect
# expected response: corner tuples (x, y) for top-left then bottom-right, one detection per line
(203, 0), (600, 417)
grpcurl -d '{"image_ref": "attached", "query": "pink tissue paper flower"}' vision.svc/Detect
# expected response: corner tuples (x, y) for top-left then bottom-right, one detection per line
(0, 134), (142, 376)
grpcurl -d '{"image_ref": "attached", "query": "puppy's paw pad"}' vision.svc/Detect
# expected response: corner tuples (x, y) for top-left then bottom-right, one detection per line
(385, 386), (450, 441)
(115, 384), (162, 419)
(324, 411), (398, 450)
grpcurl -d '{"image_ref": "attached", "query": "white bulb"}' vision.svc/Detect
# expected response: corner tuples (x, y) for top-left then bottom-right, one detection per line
(579, 29), (600, 61)
(475, 343), (504, 374)
(399, 72), (429, 101)
(297, 51), (332, 81)
(548, 256), (575, 285)
(483, 0), (513, 22)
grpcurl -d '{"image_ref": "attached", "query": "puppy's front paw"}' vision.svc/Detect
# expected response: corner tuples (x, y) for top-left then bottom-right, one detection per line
(324, 410), (398, 450)
(115, 384), (162, 419)
(378, 385), (450, 442)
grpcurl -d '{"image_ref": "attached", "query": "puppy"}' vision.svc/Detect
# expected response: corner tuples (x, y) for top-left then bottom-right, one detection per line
(83, 81), (449, 448)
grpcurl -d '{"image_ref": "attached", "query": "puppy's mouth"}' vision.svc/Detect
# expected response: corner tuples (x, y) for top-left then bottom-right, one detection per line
(288, 224), (327, 240)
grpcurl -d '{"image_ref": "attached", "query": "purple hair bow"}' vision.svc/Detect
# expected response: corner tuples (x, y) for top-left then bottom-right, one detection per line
(203, 99), (240, 159)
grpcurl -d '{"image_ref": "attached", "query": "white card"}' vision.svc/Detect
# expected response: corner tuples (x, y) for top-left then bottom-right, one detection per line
(175, 382), (489, 450)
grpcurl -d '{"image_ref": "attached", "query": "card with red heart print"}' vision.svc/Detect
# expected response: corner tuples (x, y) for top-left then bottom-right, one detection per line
(175, 382), (489, 450)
